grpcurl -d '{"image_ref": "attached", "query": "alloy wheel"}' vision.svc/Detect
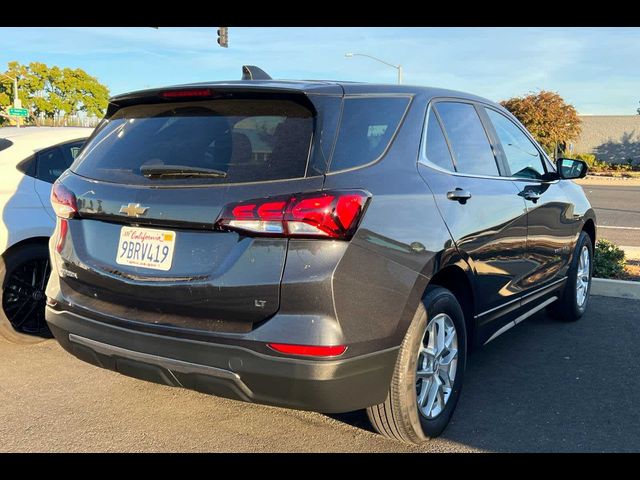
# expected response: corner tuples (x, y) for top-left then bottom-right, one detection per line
(2, 257), (52, 337)
(576, 245), (590, 307)
(416, 313), (458, 419)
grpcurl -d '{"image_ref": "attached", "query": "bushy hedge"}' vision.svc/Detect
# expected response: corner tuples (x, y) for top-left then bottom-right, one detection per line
(593, 239), (626, 279)
(568, 153), (639, 173)
(572, 153), (596, 167)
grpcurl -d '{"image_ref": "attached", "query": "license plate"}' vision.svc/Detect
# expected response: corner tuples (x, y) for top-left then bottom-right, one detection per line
(116, 226), (176, 271)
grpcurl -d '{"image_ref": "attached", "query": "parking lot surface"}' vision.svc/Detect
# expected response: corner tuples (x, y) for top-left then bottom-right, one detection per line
(578, 179), (640, 247)
(1, 295), (639, 452)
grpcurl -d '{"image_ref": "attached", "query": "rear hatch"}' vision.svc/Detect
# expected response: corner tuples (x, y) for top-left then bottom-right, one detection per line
(53, 86), (343, 334)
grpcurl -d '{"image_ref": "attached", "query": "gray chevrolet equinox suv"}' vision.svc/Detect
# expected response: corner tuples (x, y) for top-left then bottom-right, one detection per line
(46, 67), (595, 444)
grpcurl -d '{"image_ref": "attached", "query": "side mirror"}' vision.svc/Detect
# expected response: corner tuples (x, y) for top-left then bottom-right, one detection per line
(556, 158), (588, 180)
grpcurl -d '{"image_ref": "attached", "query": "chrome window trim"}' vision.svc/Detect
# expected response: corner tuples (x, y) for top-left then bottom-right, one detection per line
(419, 97), (559, 183)
(420, 98), (503, 177)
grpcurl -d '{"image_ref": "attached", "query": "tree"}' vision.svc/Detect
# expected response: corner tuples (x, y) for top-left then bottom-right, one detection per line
(500, 91), (581, 157)
(0, 61), (109, 126)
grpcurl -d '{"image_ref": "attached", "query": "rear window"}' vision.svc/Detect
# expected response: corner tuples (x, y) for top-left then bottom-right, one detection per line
(71, 98), (314, 185)
(329, 96), (410, 172)
(0, 138), (13, 152)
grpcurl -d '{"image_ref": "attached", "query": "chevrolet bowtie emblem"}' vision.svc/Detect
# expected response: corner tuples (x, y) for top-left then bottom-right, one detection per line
(119, 203), (149, 218)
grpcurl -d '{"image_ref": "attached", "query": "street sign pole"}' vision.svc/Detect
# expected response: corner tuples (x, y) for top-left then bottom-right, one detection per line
(13, 77), (19, 128)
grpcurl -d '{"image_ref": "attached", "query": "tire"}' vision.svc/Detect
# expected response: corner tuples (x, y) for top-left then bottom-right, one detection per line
(0, 243), (53, 344)
(547, 231), (593, 322)
(367, 286), (467, 444)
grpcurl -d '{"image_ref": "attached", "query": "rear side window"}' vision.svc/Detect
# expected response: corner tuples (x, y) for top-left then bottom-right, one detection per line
(435, 102), (499, 176)
(329, 96), (410, 172)
(36, 140), (85, 184)
(423, 109), (455, 171)
(72, 98), (314, 186)
(0, 139), (13, 152)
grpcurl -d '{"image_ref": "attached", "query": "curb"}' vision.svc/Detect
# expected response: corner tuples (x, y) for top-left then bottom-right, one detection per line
(591, 278), (640, 300)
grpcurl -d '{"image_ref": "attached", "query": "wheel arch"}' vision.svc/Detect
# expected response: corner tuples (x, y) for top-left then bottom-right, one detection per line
(582, 217), (596, 247)
(2, 236), (51, 261)
(427, 261), (476, 348)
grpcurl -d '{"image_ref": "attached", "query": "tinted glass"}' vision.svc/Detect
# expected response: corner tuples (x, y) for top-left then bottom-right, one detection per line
(0, 138), (13, 152)
(423, 109), (454, 170)
(72, 98), (314, 186)
(36, 140), (85, 184)
(435, 102), (499, 176)
(486, 108), (545, 179)
(330, 97), (409, 172)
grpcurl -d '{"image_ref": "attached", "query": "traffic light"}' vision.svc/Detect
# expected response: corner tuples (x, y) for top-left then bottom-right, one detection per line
(217, 27), (228, 48)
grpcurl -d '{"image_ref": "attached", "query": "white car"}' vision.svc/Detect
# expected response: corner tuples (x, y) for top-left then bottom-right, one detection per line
(0, 127), (93, 342)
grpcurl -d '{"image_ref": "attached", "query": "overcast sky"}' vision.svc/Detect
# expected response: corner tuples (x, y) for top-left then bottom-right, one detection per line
(1, 27), (638, 115)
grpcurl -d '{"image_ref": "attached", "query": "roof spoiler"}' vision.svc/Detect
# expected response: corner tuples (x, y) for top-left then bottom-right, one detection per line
(242, 65), (272, 81)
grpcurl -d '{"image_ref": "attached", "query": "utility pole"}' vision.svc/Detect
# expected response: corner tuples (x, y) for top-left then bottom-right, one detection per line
(1, 73), (20, 128)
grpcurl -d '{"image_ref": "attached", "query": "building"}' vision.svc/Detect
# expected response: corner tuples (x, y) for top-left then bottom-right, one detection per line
(570, 115), (640, 164)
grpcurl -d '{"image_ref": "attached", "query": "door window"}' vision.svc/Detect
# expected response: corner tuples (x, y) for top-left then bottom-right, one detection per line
(485, 108), (546, 179)
(435, 102), (499, 176)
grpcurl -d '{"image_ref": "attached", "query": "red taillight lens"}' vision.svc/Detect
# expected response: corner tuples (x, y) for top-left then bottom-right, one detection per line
(216, 190), (370, 239)
(56, 218), (68, 253)
(51, 183), (77, 219)
(267, 343), (347, 357)
(160, 88), (213, 99)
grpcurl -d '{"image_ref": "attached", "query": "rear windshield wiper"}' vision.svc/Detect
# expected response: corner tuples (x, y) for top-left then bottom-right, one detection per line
(141, 165), (227, 179)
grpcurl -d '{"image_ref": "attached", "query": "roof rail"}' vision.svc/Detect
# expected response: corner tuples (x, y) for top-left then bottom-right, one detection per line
(242, 65), (272, 81)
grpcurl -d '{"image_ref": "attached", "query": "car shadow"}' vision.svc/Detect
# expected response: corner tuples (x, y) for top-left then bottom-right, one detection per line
(327, 296), (640, 452)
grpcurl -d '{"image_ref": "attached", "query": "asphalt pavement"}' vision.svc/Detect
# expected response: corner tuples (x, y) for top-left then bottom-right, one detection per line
(578, 181), (640, 247)
(1, 295), (639, 452)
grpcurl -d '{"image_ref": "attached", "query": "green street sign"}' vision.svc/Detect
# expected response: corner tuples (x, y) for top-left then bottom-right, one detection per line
(8, 108), (28, 117)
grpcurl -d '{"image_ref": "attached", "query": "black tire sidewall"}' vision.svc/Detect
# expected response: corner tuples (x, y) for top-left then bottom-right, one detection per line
(562, 232), (593, 320)
(0, 243), (52, 343)
(405, 288), (467, 439)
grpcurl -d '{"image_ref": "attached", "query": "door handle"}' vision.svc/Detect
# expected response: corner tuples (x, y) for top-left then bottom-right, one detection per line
(522, 191), (542, 203)
(447, 188), (472, 204)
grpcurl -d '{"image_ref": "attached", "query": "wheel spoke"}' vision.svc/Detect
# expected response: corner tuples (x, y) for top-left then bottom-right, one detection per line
(4, 299), (29, 311)
(435, 317), (445, 356)
(423, 376), (441, 416)
(439, 348), (458, 367)
(438, 367), (452, 389)
(40, 259), (49, 289)
(10, 301), (37, 328)
(417, 378), (431, 407)
(5, 288), (33, 300)
(7, 276), (35, 290)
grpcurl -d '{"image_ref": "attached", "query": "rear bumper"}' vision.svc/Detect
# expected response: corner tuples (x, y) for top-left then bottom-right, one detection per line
(45, 307), (398, 413)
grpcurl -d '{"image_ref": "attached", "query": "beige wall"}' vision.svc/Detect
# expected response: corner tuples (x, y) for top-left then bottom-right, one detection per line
(570, 115), (640, 164)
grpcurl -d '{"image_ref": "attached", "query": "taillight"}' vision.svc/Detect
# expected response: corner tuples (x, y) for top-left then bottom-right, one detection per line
(267, 343), (347, 357)
(50, 183), (77, 219)
(216, 190), (370, 239)
(56, 219), (68, 253)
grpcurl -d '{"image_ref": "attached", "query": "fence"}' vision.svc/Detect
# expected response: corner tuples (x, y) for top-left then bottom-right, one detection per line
(33, 115), (101, 128)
